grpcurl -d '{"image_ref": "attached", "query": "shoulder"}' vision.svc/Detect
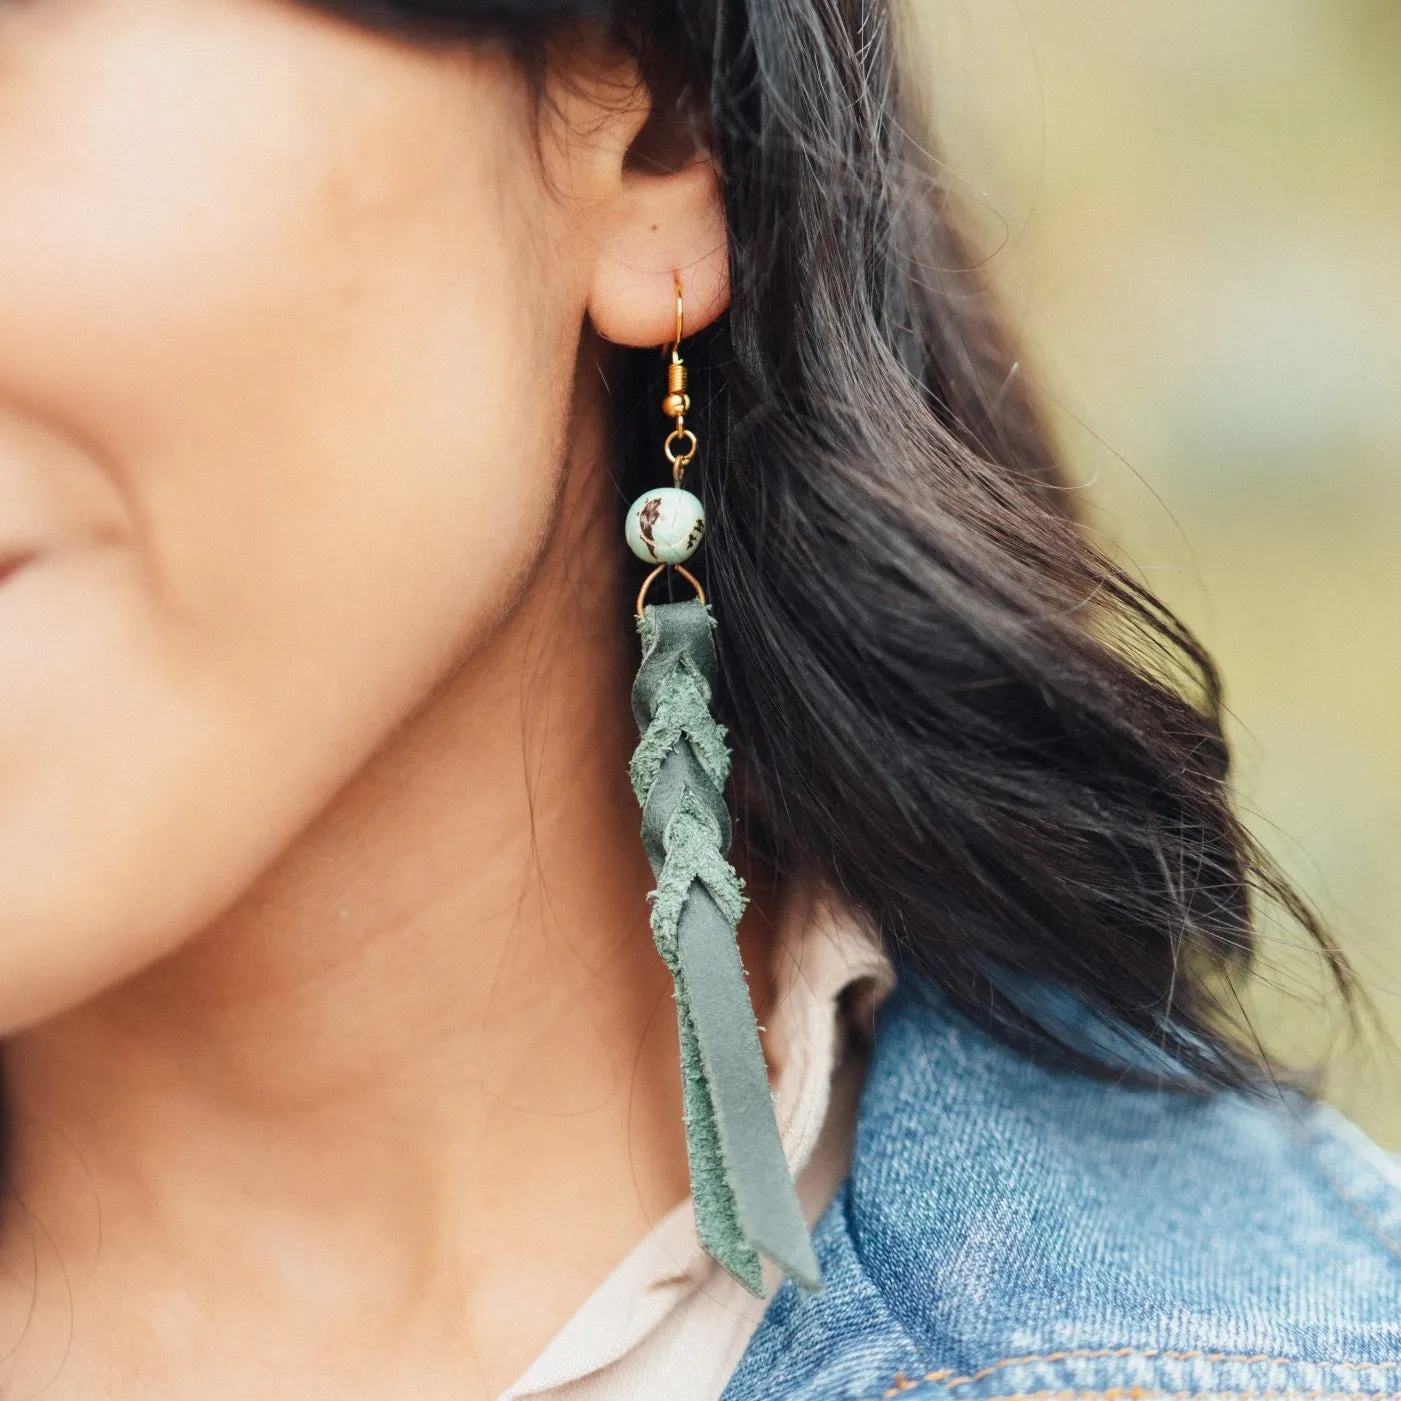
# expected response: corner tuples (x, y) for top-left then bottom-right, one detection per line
(724, 979), (1401, 1401)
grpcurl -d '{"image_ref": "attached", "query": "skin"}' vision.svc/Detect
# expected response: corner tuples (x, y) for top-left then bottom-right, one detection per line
(0, 0), (762, 1395)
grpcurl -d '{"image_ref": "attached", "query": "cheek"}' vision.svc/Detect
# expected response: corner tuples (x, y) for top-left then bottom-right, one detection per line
(0, 1), (576, 1028)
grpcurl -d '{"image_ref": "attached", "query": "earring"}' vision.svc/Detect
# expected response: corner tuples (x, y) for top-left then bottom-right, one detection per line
(624, 282), (822, 1298)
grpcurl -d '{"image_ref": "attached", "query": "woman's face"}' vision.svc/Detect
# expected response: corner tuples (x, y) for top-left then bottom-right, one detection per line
(0, 0), (707, 1031)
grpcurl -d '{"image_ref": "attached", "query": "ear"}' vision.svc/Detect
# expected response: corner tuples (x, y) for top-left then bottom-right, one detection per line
(586, 149), (730, 348)
(543, 53), (729, 349)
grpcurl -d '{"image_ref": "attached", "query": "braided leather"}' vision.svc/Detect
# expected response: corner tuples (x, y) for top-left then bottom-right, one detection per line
(630, 600), (822, 1297)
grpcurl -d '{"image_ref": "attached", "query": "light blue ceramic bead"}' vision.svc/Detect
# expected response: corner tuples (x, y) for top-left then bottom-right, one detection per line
(625, 487), (707, 565)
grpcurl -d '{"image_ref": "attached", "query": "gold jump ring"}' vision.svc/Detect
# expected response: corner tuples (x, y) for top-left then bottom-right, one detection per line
(664, 428), (698, 467)
(635, 564), (707, 618)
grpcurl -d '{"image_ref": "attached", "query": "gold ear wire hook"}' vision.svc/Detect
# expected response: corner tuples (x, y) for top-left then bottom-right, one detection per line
(662, 276), (696, 486)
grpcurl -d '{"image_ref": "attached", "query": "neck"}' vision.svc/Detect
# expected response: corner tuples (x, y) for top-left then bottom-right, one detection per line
(0, 406), (779, 1397)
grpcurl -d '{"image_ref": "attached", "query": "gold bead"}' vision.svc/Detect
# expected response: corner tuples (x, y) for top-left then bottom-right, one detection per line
(662, 391), (692, 418)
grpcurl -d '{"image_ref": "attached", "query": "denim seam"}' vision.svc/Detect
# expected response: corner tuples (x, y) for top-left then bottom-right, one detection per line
(881, 1350), (1401, 1399)
(1303, 1116), (1401, 1268)
(1319, 1165), (1401, 1261)
(907, 1391), (1401, 1401)
(842, 1184), (932, 1383)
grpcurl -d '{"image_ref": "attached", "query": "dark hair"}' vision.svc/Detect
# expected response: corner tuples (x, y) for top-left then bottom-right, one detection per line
(312, 0), (1343, 1087)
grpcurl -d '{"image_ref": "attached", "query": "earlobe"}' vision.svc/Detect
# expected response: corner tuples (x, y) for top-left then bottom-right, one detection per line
(542, 42), (729, 348)
(588, 154), (731, 348)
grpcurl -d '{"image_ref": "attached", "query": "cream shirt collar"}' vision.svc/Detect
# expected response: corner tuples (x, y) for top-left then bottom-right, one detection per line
(500, 893), (895, 1401)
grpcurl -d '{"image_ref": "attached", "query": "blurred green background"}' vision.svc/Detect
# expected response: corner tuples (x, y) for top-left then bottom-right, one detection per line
(916, 0), (1401, 1141)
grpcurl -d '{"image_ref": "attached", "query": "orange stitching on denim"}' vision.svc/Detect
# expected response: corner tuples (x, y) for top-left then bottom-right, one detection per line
(882, 1350), (1401, 1399)
(944, 1349), (1401, 1390)
(961, 1391), (1401, 1401)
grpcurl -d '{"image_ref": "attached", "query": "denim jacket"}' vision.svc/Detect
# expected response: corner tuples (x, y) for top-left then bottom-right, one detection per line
(722, 979), (1401, 1401)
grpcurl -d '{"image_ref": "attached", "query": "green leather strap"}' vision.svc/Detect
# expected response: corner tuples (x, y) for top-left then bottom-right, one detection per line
(630, 599), (822, 1297)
